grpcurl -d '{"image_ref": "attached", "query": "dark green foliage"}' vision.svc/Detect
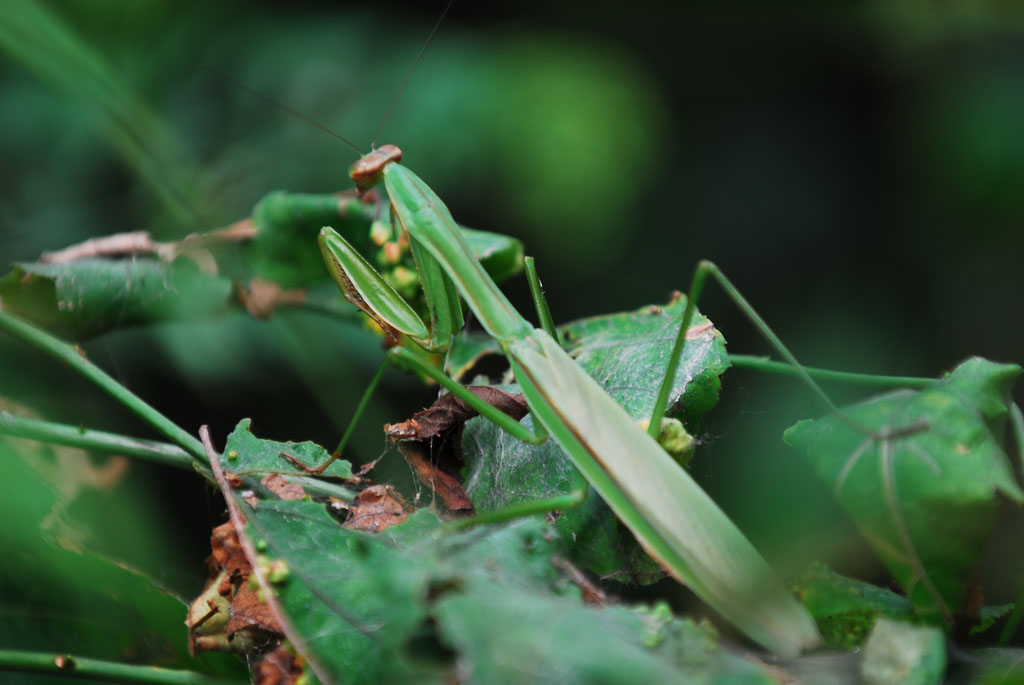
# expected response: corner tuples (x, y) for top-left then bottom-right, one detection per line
(785, 358), (1023, 619)
(0, 431), (246, 683)
(221, 428), (780, 683)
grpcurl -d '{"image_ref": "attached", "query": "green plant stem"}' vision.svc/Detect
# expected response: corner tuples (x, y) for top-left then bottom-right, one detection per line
(0, 649), (243, 684)
(729, 355), (934, 389)
(0, 308), (207, 464)
(0, 411), (356, 499)
(0, 412), (196, 469)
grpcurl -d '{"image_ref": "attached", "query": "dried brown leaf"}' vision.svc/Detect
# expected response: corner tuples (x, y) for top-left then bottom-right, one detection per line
(384, 386), (527, 442)
(344, 485), (410, 533)
(254, 644), (305, 685)
(397, 440), (474, 514)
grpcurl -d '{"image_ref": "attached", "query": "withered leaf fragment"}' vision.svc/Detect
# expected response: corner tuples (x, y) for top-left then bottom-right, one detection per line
(384, 386), (527, 442)
(344, 485), (410, 533)
(384, 387), (527, 516)
(398, 440), (475, 514)
(253, 644), (306, 685)
(187, 522), (283, 656)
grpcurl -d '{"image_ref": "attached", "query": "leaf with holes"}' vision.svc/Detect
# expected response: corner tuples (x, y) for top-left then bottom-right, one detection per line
(226, 418), (354, 481)
(784, 357), (1023, 621)
(213, 416), (788, 682)
(217, 488), (784, 684)
(458, 295), (729, 583)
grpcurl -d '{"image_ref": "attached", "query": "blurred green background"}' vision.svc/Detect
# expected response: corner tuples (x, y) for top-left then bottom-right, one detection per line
(1, 0), (1023, 651)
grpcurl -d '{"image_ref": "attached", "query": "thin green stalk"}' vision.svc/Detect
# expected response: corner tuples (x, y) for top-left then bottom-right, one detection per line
(0, 412), (197, 470)
(0, 649), (243, 684)
(649, 261), (873, 438)
(447, 491), (586, 531)
(334, 356), (389, 455)
(0, 308), (206, 464)
(0, 412), (355, 499)
(729, 355), (934, 389)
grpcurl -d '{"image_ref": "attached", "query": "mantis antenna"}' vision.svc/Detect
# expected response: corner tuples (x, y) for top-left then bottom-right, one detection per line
(371, 0), (456, 149)
(203, 67), (363, 156)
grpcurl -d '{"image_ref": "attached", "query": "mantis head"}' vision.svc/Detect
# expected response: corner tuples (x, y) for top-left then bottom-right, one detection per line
(350, 144), (403, 194)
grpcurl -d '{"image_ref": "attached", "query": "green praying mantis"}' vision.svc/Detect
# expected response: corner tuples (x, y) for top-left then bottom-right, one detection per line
(283, 141), (834, 657)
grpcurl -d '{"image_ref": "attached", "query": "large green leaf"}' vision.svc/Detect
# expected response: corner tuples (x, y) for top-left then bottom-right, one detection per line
(459, 295), (729, 581)
(219, 428), (785, 684)
(0, 258), (231, 339)
(784, 357), (1023, 619)
(246, 191), (379, 289)
(559, 293), (728, 427)
(0, 432), (245, 683)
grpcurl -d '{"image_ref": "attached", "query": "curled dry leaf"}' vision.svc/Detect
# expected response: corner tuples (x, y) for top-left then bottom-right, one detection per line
(344, 485), (410, 533)
(187, 521), (283, 656)
(384, 387), (527, 513)
(397, 440), (474, 514)
(384, 386), (527, 442)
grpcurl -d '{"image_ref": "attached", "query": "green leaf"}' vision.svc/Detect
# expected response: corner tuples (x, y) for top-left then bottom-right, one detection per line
(434, 594), (778, 684)
(219, 431), (785, 683)
(225, 417), (354, 481)
(247, 191), (379, 288)
(784, 358), (1023, 619)
(861, 618), (945, 685)
(247, 191), (523, 291)
(459, 295), (729, 582)
(558, 293), (729, 429)
(0, 431), (245, 680)
(794, 561), (913, 648)
(229, 501), (784, 684)
(0, 259), (231, 339)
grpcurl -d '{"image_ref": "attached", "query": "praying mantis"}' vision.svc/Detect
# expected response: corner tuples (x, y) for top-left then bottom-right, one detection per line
(285, 141), (830, 657)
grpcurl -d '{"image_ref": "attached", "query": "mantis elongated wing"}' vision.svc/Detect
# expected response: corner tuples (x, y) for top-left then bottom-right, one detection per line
(510, 329), (821, 657)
